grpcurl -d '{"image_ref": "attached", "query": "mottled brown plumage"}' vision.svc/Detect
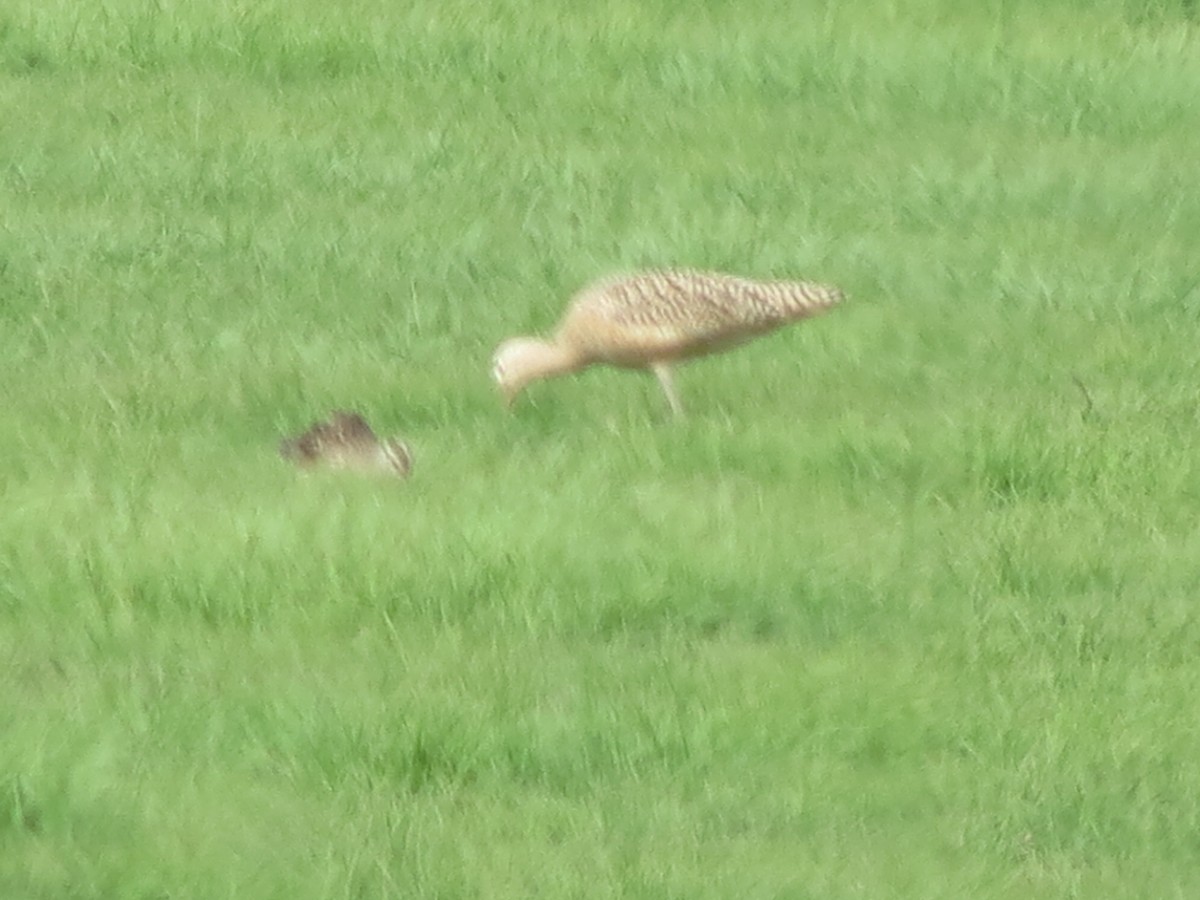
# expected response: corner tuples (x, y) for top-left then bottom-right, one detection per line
(279, 410), (412, 478)
(492, 269), (845, 416)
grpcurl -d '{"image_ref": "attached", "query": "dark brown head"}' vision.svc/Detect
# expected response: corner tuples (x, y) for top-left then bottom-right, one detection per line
(379, 438), (414, 478)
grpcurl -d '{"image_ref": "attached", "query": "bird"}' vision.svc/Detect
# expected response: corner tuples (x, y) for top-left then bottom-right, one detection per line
(279, 410), (413, 478)
(491, 269), (845, 417)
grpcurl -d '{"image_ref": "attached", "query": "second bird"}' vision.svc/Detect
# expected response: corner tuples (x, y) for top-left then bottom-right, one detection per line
(279, 411), (413, 478)
(492, 269), (845, 417)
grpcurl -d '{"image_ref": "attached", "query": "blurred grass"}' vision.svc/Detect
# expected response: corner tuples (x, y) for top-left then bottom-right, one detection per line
(3, 0), (1200, 897)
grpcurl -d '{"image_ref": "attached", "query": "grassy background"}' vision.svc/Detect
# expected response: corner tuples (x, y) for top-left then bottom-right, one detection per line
(3, 0), (1200, 896)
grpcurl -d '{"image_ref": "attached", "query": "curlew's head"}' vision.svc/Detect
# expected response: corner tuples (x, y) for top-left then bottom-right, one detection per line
(491, 337), (580, 408)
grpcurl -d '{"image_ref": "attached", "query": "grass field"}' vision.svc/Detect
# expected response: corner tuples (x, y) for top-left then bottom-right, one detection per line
(3, 0), (1200, 896)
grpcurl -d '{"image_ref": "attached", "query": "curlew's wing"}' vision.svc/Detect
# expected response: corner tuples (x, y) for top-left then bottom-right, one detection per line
(559, 270), (843, 364)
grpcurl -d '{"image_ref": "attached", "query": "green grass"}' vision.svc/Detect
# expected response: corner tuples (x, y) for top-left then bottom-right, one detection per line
(3, 0), (1200, 896)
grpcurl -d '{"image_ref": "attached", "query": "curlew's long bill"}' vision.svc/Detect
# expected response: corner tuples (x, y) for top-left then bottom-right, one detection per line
(492, 269), (846, 417)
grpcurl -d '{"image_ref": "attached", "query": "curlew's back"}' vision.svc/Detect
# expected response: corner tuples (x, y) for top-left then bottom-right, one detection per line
(556, 269), (845, 365)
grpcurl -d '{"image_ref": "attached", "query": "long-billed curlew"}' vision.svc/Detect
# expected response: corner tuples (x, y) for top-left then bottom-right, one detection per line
(491, 269), (845, 417)
(279, 410), (413, 478)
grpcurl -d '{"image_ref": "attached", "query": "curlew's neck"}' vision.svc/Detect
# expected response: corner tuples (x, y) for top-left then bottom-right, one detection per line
(514, 337), (589, 385)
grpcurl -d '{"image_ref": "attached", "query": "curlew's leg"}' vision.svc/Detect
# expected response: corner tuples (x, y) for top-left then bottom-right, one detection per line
(652, 363), (684, 419)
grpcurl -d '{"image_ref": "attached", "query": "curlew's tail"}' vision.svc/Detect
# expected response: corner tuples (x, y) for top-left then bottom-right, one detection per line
(780, 280), (845, 318)
(728, 277), (846, 330)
